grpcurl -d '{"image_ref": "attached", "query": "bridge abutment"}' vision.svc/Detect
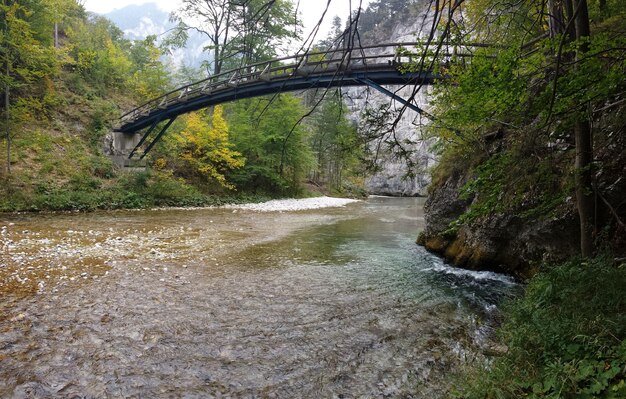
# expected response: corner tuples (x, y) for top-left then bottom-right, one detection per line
(103, 131), (146, 170)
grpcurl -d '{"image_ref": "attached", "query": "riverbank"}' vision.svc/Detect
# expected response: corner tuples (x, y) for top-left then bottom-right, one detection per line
(452, 255), (626, 398)
(0, 169), (273, 213)
(224, 196), (360, 212)
(0, 164), (368, 214)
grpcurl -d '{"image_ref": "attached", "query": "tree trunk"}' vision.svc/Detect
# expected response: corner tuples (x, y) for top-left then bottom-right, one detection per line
(5, 60), (10, 175)
(572, 0), (594, 257)
(547, 0), (564, 38)
(599, 0), (608, 17)
(54, 22), (59, 48)
(564, 0), (577, 41)
(574, 119), (594, 257)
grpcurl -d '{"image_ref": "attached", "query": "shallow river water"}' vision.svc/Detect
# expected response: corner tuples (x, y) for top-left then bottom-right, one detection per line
(0, 197), (515, 398)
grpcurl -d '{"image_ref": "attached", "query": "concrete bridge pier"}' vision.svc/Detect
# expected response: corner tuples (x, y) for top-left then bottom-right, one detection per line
(103, 131), (146, 170)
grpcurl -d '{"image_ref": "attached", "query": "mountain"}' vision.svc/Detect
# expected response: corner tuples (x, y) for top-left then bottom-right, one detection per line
(105, 3), (212, 70)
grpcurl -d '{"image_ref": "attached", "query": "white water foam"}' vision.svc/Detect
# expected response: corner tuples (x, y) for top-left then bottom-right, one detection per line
(424, 260), (517, 286)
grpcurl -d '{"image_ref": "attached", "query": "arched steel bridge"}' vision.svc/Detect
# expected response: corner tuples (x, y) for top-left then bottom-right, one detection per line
(116, 42), (483, 159)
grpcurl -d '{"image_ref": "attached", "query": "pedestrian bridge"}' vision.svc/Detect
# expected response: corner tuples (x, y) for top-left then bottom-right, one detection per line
(114, 42), (481, 161)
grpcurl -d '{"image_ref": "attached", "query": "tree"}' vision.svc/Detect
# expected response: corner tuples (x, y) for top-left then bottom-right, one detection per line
(1, 0), (59, 175)
(417, 0), (625, 257)
(225, 94), (314, 194)
(227, 0), (300, 66)
(170, 0), (233, 75)
(309, 92), (361, 190)
(570, 0), (595, 257)
(67, 15), (132, 91)
(128, 35), (172, 100)
(167, 105), (244, 190)
(170, 0), (300, 75)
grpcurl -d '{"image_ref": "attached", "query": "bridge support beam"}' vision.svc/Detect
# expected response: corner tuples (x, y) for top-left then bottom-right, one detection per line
(128, 116), (163, 159)
(130, 116), (178, 160)
(356, 78), (429, 116)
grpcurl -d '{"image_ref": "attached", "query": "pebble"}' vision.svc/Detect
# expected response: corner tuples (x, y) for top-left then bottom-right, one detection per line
(10, 313), (26, 322)
(225, 196), (359, 212)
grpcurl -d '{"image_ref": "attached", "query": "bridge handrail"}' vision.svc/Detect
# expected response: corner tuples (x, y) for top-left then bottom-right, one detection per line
(120, 41), (493, 122)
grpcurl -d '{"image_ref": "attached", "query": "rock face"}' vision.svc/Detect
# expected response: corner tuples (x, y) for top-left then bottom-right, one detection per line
(344, 85), (435, 196)
(365, 160), (432, 197)
(346, 4), (436, 197)
(416, 107), (626, 279)
(417, 167), (581, 280)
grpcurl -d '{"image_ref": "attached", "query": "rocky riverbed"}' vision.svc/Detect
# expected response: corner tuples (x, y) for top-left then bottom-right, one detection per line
(1, 197), (516, 398)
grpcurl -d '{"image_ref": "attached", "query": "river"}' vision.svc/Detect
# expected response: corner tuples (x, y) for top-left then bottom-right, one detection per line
(0, 196), (516, 398)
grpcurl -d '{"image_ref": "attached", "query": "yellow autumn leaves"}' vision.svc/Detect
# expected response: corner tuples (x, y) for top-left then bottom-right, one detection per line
(171, 106), (244, 190)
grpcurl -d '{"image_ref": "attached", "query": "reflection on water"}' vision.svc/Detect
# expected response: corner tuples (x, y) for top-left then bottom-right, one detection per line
(0, 197), (515, 398)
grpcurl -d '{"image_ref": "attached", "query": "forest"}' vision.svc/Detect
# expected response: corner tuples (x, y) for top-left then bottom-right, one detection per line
(0, 0), (368, 212)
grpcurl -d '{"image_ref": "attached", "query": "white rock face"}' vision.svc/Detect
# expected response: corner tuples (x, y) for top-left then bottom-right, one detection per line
(346, 7), (438, 197)
(344, 85), (435, 197)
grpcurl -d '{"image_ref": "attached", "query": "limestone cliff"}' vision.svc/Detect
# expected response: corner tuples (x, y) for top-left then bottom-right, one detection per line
(347, 1), (436, 196)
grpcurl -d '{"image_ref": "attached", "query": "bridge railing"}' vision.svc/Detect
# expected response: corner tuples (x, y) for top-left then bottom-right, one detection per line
(120, 42), (491, 127)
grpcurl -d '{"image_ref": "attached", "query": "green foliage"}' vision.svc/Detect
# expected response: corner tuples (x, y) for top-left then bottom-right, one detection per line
(443, 145), (570, 237)
(225, 94), (314, 195)
(225, 0), (299, 65)
(159, 105), (244, 190)
(127, 35), (172, 99)
(0, 0), (60, 135)
(425, 0), (626, 249)
(309, 92), (363, 191)
(172, 0), (300, 74)
(456, 256), (626, 398)
(0, 169), (210, 212)
(66, 15), (133, 92)
(429, 47), (527, 144)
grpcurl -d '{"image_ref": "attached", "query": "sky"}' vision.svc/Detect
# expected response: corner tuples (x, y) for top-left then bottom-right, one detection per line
(81, 0), (372, 40)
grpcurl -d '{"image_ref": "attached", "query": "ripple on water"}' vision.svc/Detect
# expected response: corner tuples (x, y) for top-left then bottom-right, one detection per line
(0, 197), (515, 398)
